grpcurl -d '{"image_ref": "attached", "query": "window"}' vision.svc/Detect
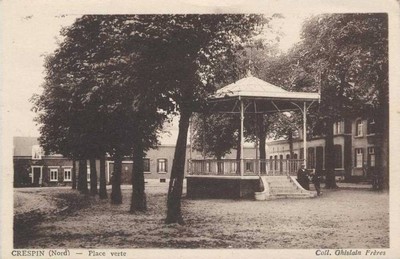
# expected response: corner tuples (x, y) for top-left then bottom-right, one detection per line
(32, 145), (43, 160)
(143, 159), (150, 172)
(356, 120), (363, 137)
(50, 168), (58, 182)
(368, 147), (375, 167)
(308, 147), (315, 169)
(64, 168), (72, 182)
(367, 119), (376, 135)
(334, 145), (343, 169)
(334, 121), (343, 135)
(355, 148), (364, 168)
(157, 159), (167, 173)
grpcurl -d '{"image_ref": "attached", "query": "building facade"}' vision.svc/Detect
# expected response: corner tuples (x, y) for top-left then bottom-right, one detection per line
(267, 118), (381, 181)
(13, 137), (257, 187)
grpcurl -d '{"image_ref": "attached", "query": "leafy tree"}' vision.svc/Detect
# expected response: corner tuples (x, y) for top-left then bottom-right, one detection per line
(233, 39), (292, 161)
(298, 13), (388, 188)
(192, 113), (237, 160)
(167, 15), (263, 224)
(191, 36), (283, 163)
(33, 15), (166, 206)
(265, 14), (388, 188)
(122, 15), (267, 224)
(32, 17), (112, 194)
(267, 112), (303, 158)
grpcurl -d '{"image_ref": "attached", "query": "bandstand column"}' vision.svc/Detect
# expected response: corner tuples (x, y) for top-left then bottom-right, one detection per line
(189, 116), (193, 174)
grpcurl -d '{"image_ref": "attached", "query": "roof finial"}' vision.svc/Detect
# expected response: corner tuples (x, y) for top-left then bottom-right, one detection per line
(247, 58), (253, 77)
(247, 68), (252, 77)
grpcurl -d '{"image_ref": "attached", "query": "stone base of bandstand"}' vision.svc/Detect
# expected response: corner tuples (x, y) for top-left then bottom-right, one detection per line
(186, 175), (261, 199)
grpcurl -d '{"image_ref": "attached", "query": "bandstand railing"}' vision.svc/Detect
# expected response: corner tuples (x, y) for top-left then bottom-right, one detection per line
(188, 159), (304, 176)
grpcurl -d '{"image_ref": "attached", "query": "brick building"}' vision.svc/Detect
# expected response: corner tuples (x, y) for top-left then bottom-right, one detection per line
(13, 136), (257, 187)
(267, 118), (381, 181)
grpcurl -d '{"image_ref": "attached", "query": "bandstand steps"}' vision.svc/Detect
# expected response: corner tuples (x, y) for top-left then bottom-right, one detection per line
(255, 176), (316, 200)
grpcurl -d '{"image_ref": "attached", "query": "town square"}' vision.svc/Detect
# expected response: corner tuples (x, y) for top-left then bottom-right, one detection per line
(2, 1), (399, 258)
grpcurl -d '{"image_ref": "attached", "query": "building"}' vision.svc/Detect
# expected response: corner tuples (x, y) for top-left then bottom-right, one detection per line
(267, 118), (381, 181)
(13, 136), (257, 187)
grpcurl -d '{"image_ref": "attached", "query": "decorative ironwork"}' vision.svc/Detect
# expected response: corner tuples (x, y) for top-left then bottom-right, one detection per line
(188, 159), (304, 176)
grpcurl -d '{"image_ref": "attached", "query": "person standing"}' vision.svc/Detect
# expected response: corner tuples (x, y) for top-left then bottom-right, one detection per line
(297, 164), (310, 190)
(311, 170), (322, 196)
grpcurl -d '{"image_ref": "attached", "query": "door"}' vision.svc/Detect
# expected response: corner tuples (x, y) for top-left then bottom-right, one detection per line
(33, 167), (41, 186)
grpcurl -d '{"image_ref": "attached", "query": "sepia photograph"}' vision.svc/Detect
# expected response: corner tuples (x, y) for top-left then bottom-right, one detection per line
(1, 0), (400, 258)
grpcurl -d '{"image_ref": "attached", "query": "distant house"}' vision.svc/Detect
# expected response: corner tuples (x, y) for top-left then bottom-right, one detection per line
(267, 118), (381, 181)
(13, 136), (257, 187)
(14, 137), (76, 187)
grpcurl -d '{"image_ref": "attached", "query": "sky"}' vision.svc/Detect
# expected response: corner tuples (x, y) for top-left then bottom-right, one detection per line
(2, 11), (309, 141)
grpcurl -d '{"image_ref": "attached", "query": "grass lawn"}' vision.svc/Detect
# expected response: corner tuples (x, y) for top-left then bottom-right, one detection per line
(14, 184), (389, 249)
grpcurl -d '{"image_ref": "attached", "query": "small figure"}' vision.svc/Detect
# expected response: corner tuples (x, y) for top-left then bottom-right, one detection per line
(311, 170), (322, 196)
(372, 169), (383, 191)
(297, 164), (310, 190)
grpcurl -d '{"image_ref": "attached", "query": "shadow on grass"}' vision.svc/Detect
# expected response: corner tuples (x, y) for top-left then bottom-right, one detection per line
(14, 191), (95, 248)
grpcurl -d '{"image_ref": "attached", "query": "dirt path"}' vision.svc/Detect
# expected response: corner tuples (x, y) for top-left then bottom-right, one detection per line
(14, 186), (389, 249)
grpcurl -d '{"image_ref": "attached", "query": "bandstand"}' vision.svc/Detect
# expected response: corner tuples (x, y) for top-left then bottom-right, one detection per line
(186, 76), (320, 199)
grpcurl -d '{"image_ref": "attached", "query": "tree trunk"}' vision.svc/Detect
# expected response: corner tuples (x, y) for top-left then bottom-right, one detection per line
(89, 159), (98, 195)
(165, 109), (192, 224)
(72, 159), (77, 190)
(381, 104), (389, 190)
(325, 119), (338, 189)
(111, 152), (123, 204)
(99, 154), (107, 199)
(216, 155), (223, 174)
(376, 72), (389, 190)
(77, 159), (88, 194)
(130, 131), (147, 212)
(236, 131), (241, 161)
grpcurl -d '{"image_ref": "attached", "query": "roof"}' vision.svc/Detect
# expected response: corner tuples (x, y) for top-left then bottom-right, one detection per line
(13, 137), (39, 156)
(13, 135), (255, 157)
(209, 76), (319, 113)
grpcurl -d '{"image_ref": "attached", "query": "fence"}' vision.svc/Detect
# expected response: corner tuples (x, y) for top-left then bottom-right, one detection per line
(188, 159), (304, 176)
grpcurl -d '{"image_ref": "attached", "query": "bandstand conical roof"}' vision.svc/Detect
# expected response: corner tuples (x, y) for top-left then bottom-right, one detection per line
(209, 76), (319, 113)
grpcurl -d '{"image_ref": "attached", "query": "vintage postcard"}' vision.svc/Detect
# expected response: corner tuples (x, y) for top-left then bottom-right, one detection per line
(1, 0), (399, 258)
